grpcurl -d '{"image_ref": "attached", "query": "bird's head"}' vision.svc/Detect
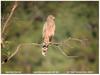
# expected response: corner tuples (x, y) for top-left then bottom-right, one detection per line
(47, 15), (55, 20)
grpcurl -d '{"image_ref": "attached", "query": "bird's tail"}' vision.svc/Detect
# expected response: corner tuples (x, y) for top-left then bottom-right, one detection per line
(42, 42), (49, 56)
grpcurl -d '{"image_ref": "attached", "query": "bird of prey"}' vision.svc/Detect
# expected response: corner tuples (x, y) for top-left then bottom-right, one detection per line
(42, 15), (55, 56)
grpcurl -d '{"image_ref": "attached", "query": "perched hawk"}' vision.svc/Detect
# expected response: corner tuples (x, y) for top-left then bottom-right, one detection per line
(42, 15), (55, 56)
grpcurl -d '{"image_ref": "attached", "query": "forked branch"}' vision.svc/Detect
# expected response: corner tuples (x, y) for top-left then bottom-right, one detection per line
(2, 37), (86, 64)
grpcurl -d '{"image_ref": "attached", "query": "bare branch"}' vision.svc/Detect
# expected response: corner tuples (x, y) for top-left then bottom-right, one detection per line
(56, 46), (78, 58)
(1, 37), (87, 64)
(51, 37), (86, 47)
(56, 46), (68, 57)
(7, 44), (21, 61)
(2, 1), (18, 35)
(2, 43), (41, 64)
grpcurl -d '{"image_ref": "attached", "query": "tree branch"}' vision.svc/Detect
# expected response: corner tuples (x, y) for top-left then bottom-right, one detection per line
(1, 2), (18, 49)
(56, 46), (78, 58)
(1, 37), (87, 64)
(2, 2), (18, 35)
(51, 37), (87, 47)
(1, 43), (41, 64)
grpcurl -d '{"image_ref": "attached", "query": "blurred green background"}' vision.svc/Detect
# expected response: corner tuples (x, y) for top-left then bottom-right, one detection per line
(1, 1), (99, 74)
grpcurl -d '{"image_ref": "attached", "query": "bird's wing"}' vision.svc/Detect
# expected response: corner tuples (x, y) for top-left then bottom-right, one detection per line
(42, 22), (47, 38)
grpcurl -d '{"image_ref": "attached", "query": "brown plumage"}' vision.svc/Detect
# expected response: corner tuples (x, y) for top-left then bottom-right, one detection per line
(42, 15), (55, 56)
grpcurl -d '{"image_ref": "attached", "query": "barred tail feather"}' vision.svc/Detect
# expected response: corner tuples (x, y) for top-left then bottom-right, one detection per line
(42, 43), (48, 56)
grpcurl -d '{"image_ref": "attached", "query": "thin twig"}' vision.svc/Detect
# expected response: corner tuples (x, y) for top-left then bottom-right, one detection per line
(51, 37), (85, 48)
(57, 46), (68, 57)
(7, 43), (41, 61)
(63, 37), (83, 43)
(7, 44), (21, 61)
(2, 43), (41, 64)
(2, 1), (18, 35)
(56, 46), (78, 58)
